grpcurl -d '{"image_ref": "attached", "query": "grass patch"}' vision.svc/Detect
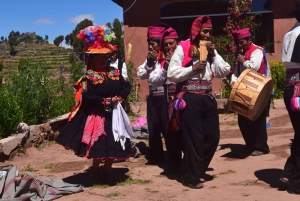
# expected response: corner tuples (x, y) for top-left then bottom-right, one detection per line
(145, 188), (159, 193)
(227, 122), (237, 126)
(242, 193), (250, 197)
(92, 183), (109, 189)
(106, 192), (121, 197)
(182, 188), (189, 192)
(218, 170), (236, 175)
(49, 141), (56, 145)
(210, 186), (218, 189)
(44, 164), (55, 169)
(25, 164), (38, 172)
(154, 174), (167, 178)
(116, 177), (152, 186)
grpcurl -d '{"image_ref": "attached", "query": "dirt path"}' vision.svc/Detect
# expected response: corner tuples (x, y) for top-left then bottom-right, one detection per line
(3, 99), (299, 201)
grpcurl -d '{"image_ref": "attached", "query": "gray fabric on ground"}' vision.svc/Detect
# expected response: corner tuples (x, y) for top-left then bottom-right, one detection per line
(0, 165), (83, 201)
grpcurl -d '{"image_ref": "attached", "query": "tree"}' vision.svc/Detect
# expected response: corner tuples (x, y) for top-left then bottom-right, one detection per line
(111, 18), (125, 60)
(65, 34), (71, 45)
(8, 36), (17, 46)
(65, 19), (93, 59)
(106, 22), (112, 29)
(45, 35), (49, 43)
(0, 36), (3, 41)
(53, 35), (64, 47)
(10, 46), (17, 56)
(8, 30), (15, 38)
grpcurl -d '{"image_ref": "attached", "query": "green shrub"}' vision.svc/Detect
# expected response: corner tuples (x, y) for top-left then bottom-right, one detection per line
(124, 61), (139, 114)
(0, 58), (74, 138)
(270, 60), (286, 99)
(0, 87), (23, 138)
(69, 61), (84, 84)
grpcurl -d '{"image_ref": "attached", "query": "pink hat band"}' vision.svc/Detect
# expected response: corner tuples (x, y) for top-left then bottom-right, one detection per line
(147, 26), (165, 39)
(163, 27), (179, 40)
(232, 27), (252, 40)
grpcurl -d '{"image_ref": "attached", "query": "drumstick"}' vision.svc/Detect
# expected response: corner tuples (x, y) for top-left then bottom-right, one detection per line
(199, 40), (208, 79)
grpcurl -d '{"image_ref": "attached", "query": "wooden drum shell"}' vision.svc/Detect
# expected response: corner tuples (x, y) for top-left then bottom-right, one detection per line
(228, 69), (273, 121)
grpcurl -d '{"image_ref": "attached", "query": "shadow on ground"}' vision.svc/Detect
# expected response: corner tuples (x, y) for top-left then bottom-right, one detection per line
(218, 144), (250, 159)
(254, 168), (288, 191)
(62, 166), (130, 187)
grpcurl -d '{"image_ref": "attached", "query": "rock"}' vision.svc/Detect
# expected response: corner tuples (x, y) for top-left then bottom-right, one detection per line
(16, 123), (29, 134)
(0, 133), (27, 157)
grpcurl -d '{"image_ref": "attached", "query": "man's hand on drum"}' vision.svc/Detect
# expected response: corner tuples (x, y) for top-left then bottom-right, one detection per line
(206, 41), (216, 57)
(192, 60), (206, 72)
(236, 54), (245, 63)
(230, 82), (235, 88)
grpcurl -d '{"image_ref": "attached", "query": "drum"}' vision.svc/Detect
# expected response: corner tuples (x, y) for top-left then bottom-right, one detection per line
(228, 69), (273, 121)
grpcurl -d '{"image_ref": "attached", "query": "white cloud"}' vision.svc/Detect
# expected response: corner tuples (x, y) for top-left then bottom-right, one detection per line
(69, 14), (94, 24)
(34, 18), (54, 25)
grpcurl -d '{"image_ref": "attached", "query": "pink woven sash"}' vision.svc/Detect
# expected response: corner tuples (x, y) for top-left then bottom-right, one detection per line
(82, 108), (106, 157)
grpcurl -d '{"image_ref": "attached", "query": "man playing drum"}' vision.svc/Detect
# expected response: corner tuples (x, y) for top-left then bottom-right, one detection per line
(280, 0), (300, 194)
(230, 28), (270, 156)
(168, 16), (230, 189)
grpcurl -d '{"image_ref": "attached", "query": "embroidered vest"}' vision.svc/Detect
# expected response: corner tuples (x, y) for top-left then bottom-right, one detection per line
(244, 43), (265, 74)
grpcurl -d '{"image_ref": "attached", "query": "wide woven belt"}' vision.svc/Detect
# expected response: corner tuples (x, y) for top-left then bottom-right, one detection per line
(149, 86), (164, 96)
(286, 69), (300, 85)
(183, 80), (212, 95)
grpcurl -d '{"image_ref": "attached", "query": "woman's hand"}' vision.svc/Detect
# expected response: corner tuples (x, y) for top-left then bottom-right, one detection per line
(111, 96), (118, 106)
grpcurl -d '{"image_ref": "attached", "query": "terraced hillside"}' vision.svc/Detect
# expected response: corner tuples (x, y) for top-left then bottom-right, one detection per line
(0, 41), (73, 78)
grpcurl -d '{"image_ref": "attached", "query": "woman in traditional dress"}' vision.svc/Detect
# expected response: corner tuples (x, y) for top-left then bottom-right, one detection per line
(55, 25), (132, 183)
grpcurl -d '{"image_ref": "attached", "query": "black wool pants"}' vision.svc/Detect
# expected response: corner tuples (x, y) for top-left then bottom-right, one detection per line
(238, 106), (270, 153)
(147, 95), (168, 161)
(180, 93), (220, 186)
(282, 86), (300, 191)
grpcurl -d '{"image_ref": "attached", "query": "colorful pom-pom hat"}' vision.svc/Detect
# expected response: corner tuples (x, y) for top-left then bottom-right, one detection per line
(77, 25), (116, 54)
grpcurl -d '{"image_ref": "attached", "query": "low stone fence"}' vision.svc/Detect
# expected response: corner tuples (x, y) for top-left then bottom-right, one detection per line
(0, 114), (69, 162)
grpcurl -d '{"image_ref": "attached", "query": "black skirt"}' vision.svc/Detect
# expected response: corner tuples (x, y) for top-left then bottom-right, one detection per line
(55, 109), (133, 160)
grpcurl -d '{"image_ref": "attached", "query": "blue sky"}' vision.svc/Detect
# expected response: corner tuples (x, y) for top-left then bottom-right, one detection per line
(0, 0), (123, 47)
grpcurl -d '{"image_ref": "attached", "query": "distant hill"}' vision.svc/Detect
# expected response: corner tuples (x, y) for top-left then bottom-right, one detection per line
(0, 32), (74, 78)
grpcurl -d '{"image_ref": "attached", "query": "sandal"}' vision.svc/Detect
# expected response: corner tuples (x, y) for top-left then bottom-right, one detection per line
(183, 178), (203, 189)
(251, 151), (265, 156)
(279, 177), (289, 184)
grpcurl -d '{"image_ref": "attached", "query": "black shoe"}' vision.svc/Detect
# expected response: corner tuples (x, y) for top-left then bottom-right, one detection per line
(288, 189), (300, 195)
(182, 178), (203, 189)
(279, 177), (289, 184)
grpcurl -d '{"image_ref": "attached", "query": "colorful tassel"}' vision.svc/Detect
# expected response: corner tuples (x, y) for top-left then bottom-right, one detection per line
(291, 97), (300, 111)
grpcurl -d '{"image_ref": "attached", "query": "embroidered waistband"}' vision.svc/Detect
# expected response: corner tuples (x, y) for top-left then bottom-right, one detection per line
(149, 86), (164, 96)
(183, 80), (212, 95)
(286, 68), (300, 85)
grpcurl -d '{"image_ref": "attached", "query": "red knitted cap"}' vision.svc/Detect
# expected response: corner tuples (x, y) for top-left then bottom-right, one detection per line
(189, 16), (212, 42)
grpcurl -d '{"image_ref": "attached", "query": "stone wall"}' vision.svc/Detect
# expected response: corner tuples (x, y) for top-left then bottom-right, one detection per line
(0, 114), (68, 162)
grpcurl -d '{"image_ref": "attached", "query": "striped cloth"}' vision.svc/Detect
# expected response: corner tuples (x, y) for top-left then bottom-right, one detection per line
(0, 165), (83, 201)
